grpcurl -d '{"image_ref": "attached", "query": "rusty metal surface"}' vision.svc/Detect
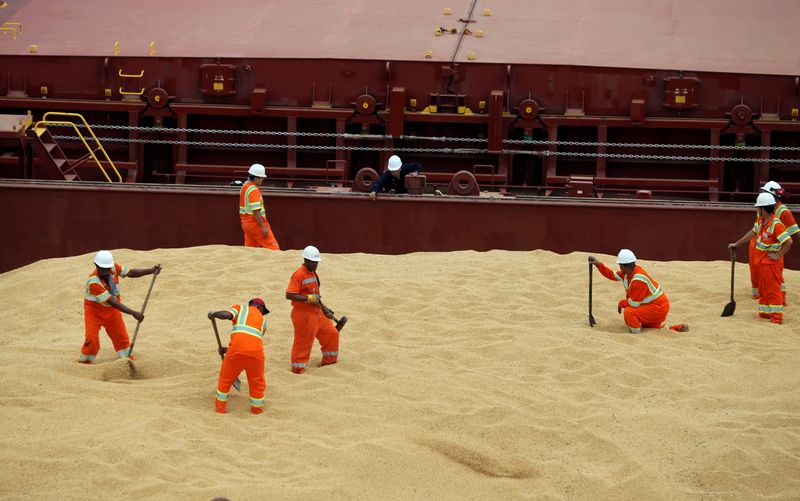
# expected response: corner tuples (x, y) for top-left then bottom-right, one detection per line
(1, 1), (798, 75)
(0, 180), (779, 274)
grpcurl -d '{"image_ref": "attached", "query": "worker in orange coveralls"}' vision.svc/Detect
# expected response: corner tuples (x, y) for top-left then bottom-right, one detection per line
(729, 192), (793, 324)
(285, 245), (340, 374)
(208, 298), (270, 414)
(742, 181), (798, 303)
(79, 250), (161, 363)
(588, 250), (688, 334)
(239, 163), (280, 250)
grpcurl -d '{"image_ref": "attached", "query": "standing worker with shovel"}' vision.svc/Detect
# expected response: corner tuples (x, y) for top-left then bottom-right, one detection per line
(285, 246), (344, 374)
(729, 193), (793, 324)
(588, 250), (688, 334)
(79, 251), (161, 364)
(208, 298), (270, 415)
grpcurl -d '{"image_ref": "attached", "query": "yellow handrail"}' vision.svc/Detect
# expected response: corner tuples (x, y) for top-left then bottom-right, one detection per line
(34, 112), (122, 183)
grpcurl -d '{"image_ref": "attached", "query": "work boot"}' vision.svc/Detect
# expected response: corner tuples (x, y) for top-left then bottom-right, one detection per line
(78, 359), (93, 365)
(251, 407), (263, 415)
(215, 402), (227, 414)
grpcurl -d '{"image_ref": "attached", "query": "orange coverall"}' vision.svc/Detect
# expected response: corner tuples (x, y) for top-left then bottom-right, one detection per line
(215, 304), (268, 414)
(239, 180), (280, 250)
(749, 201), (798, 301)
(80, 263), (132, 363)
(753, 214), (790, 324)
(286, 266), (339, 374)
(597, 262), (677, 334)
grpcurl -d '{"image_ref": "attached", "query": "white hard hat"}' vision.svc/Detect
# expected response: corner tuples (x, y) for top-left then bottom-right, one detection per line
(94, 250), (114, 268)
(755, 192), (776, 207)
(761, 181), (783, 196)
(301, 245), (322, 262)
(616, 249), (637, 265)
(387, 155), (402, 172)
(248, 163), (267, 178)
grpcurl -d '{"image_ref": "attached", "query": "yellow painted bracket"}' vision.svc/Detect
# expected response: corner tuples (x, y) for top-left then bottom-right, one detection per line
(1, 22), (22, 39)
(118, 69), (145, 95)
(34, 112), (122, 183)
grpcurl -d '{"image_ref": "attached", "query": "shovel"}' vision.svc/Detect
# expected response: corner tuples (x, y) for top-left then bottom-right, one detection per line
(127, 272), (158, 358)
(721, 247), (737, 317)
(588, 260), (596, 327)
(211, 317), (241, 392)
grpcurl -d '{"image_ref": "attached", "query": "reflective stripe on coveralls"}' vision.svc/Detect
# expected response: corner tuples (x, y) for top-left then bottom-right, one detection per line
(623, 274), (664, 307)
(231, 306), (266, 339)
(79, 354), (96, 363)
(216, 389), (229, 402)
(755, 218), (790, 252)
(239, 184), (263, 215)
(776, 205), (799, 236)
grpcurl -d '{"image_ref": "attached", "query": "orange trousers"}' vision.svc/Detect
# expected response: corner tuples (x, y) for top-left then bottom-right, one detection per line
(750, 241), (786, 304)
(241, 217), (280, 250)
(215, 352), (266, 414)
(80, 308), (130, 363)
(623, 298), (669, 334)
(758, 264), (784, 324)
(290, 309), (339, 374)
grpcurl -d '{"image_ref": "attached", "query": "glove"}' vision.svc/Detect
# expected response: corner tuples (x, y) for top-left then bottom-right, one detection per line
(306, 294), (319, 304)
(617, 299), (628, 313)
(218, 347), (228, 357)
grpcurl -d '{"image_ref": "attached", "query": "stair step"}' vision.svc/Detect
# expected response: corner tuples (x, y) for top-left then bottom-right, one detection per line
(64, 173), (79, 181)
(53, 158), (68, 170)
(44, 142), (57, 153)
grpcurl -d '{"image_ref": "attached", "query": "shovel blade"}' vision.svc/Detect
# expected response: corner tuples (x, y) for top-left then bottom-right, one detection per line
(589, 314), (596, 327)
(233, 378), (242, 392)
(721, 301), (736, 317)
(335, 316), (348, 332)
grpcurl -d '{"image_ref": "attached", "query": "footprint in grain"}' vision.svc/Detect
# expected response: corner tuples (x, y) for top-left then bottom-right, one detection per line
(420, 438), (538, 479)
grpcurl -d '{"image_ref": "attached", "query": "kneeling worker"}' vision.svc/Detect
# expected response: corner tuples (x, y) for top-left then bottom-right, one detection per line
(208, 298), (270, 414)
(285, 246), (340, 374)
(369, 154), (422, 201)
(589, 250), (688, 334)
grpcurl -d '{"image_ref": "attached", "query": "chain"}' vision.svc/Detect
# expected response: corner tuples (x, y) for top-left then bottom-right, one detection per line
(51, 134), (800, 162)
(48, 122), (800, 155)
(49, 123), (486, 142)
(503, 138), (800, 152)
(50, 135), (487, 154)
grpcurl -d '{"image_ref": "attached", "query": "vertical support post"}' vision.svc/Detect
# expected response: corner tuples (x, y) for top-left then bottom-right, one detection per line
(335, 119), (345, 164)
(487, 90), (504, 153)
(709, 128), (721, 202)
(128, 111), (141, 183)
(758, 130), (771, 189)
(546, 124), (558, 186)
(596, 124), (607, 179)
(177, 113), (188, 164)
(389, 87), (405, 139)
(287, 116), (297, 168)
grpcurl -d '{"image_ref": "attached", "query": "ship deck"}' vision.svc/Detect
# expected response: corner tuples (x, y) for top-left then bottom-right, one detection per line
(1, 0), (798, 75)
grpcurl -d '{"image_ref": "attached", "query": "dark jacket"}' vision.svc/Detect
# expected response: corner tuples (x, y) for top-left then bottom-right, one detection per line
(370, 163), (422, 194)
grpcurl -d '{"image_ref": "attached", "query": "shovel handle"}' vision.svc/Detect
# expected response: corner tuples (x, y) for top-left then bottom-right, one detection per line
(127, 272), (158, 358)
(730, 246), (736, 301)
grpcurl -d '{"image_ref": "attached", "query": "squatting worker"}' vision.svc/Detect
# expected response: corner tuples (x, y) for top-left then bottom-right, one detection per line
(729, 192), (793, 324)
(239, 163), (280, 249)
(746, 181), (798, 303)
(588, 250), (688, 334)
(208, 298), (270, 414)
(285, 245), (340, 374)
(80, 250), (161, 364)
(369, 154), (422, 201)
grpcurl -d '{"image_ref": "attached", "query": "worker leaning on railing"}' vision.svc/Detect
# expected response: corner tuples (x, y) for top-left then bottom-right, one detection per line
(369, 155), (422, 201)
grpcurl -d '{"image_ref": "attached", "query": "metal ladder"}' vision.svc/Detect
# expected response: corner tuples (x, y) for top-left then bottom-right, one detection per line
(31, 112), (121, 182)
